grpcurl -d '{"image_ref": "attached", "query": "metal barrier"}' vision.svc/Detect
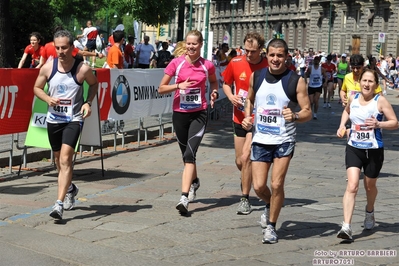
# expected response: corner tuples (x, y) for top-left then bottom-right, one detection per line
(1, 102), (230, 177)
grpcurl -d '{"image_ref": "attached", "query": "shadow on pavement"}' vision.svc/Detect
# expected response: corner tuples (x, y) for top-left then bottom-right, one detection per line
(56, 204), (153, 224)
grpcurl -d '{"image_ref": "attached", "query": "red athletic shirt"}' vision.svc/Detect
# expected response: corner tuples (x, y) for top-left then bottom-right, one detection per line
(222, 55), (269, 124)
(321, 62), (336, 81)
(41, 42), (80, 62)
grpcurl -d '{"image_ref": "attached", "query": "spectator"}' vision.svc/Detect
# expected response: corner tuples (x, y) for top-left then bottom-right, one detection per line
(136, 36), (156, 69)
(106, 31), (125, 69)
(18, 32), (44, 68)
(124, 36), (135, 68)
(154, 42), (172, 68)
(77, 20), (99, 67)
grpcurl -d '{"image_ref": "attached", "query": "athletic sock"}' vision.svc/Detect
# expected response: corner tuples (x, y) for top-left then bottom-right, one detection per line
(182, 193), (189, 198)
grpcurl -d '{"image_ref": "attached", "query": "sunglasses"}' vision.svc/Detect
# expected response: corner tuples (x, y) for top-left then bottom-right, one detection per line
(351, 65), (362, 70)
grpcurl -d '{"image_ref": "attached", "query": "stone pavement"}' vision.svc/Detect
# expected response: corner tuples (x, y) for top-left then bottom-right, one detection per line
(0, 94), (399, 266)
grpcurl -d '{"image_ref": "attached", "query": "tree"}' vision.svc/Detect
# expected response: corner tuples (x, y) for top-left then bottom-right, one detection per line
(113, 0), (180, 27)
(10, 0), (56, 65)
(0, 0), (16, 67)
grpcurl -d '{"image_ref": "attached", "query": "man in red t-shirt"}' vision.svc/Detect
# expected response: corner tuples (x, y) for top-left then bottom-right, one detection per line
(222, 32), (269, 215)
(321, 54), (337, 108)
(124, 36), (135, 68)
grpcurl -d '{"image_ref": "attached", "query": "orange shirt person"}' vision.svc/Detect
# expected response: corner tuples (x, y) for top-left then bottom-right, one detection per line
(106, 31), (124, 69)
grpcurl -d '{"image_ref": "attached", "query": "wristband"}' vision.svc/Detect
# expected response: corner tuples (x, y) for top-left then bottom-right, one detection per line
(85, 100), (92, 107)
(212, 90), (219, 99)
(176, 83), (179, 89)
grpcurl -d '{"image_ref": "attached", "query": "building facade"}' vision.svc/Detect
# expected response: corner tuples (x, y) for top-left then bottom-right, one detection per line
(181, 0), (398, 56)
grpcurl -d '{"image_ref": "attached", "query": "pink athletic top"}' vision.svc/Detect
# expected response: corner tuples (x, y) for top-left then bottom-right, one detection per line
(164, 55), (215, 113)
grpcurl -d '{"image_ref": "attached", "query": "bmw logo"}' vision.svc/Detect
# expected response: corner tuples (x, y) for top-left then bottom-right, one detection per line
(112, 75), (131, 114)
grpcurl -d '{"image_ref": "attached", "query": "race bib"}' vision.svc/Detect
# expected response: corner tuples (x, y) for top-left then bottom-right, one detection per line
(256, 107), (282, 135)
(49, 98), (73, 122)
(179, 88), (202, 110)
(349, 124), (376, 149)
(310, 76), (321, 87)
(237, 88), (248, 111)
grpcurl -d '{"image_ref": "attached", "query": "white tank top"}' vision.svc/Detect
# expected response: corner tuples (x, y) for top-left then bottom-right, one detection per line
(252, 75), (296, 145)
(348, 94), (383, 149)
(46, 58), (84, 124)
(308, 65), (323, 88)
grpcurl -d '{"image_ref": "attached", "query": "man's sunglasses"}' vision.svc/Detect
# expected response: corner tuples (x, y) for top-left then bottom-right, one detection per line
(351, 65), (362, 70)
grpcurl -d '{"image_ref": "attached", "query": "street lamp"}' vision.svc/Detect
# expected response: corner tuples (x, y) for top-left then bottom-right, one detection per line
(204, 0), (210, 60)
(230, 0), (237, 47)
(189, 0), (193, 31)
(264, 0), (269, 39)
(327, 0), (332, 53)
(199, 1), (205, 31)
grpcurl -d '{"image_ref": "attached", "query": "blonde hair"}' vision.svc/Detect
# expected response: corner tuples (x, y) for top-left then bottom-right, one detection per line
(173, 41), (186, 57)
(185, 30), (203, 43)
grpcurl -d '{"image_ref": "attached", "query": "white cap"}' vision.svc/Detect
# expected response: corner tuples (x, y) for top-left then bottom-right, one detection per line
(342, 53), (347, 57)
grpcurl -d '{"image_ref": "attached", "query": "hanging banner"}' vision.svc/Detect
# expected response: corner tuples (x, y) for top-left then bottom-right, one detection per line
(106, 68), (173, 120)
(0, 69), (38, 135)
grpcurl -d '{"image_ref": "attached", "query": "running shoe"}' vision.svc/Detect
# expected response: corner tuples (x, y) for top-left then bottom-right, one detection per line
(176, 195), (189, 215)
(364, 209), (375, 230)
(259, 206), (270, 228)
(188, 178), (200, 202)
(323, 103), (327, 108)
(236, 197), (252, 215)
(49, 202), (63, 220)
(313, 113), (317, 120)
(327, 103), (331, 108)
(337, 223), (352, 240)
(262, 224), (278, 244)
(64, 183), (79, 210)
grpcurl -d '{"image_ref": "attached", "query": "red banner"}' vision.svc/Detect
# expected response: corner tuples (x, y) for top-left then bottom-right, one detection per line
(95, 68), (112, 121)
(0, 69), (39, 135)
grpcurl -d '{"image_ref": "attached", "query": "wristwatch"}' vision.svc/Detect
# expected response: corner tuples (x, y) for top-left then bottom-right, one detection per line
(85, 100), (92, 107)
(294, 113), (299, 121)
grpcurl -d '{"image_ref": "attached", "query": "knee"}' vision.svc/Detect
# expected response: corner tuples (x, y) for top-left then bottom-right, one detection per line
(270, 179), (284, 194)
(346, 183), (359, 194)
(235, 157), (243, 169)
(253, 181), (266, 195)
(364, 182), (377, 192)
(240, 152), (250, 166)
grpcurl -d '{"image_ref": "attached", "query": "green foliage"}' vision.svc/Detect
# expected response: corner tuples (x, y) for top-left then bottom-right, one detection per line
(10, 0), (56, 63)
(130, 0), (180, 27)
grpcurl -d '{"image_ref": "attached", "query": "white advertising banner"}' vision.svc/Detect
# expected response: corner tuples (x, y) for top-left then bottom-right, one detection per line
(107, 68), (173, 120)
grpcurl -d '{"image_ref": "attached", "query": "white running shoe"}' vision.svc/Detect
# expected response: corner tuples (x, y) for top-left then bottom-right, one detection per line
(188, 178), (200, 202)
(364, 209), (375, 230)
(337, 222), (352, 240)
(63, 183), (79, 210)
(176, 195), (189, 215)
(49, 202), (63, 220)
(262, 224), (278, 244)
